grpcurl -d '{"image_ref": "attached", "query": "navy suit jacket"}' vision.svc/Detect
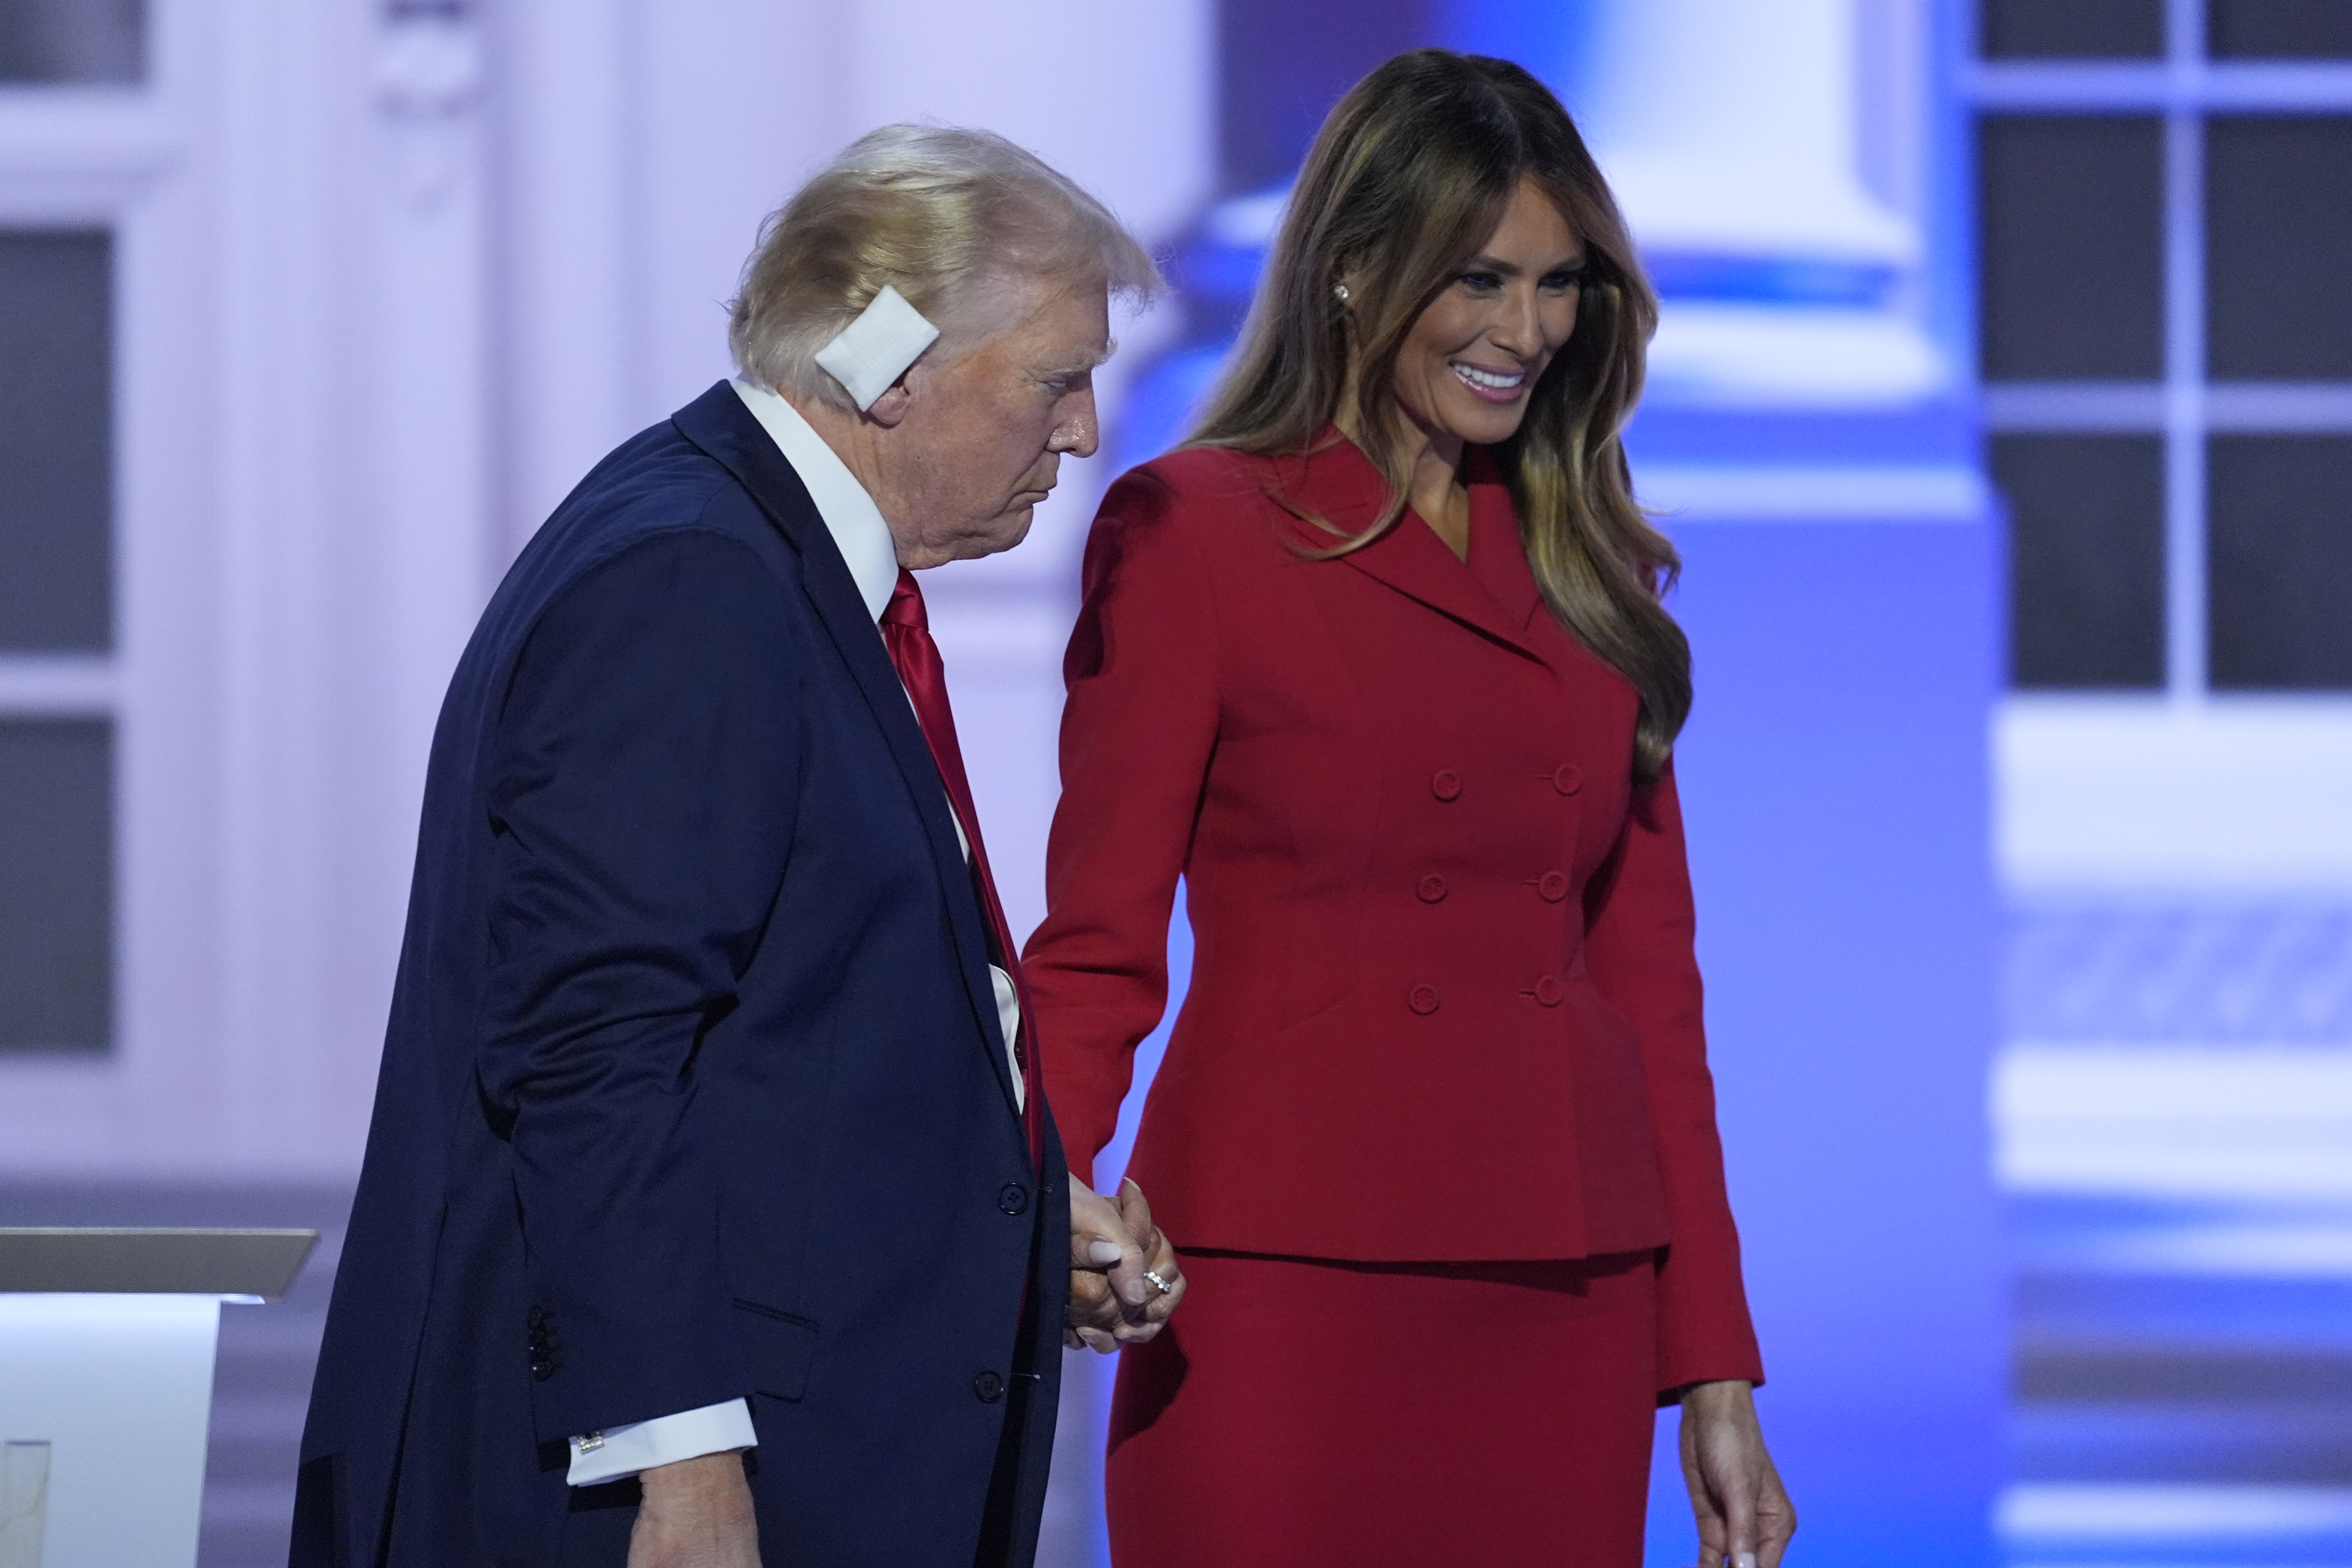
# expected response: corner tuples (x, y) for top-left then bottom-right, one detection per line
(294, 382), (1067, 1568)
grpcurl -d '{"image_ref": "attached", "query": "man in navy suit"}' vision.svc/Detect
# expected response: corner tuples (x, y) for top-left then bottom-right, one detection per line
(294, 126), (1181, 1568)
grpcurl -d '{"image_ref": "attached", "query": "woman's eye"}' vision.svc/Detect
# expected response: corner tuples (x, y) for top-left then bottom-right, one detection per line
(1544, 268), (1588, 292)
(1457, 271), (1502, 292)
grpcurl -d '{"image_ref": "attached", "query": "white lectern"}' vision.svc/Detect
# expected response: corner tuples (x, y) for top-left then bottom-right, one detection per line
(0, 1228), (317, 1568)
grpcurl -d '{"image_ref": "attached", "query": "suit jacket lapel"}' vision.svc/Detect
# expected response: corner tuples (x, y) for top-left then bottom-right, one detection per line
(1461, 447), (1548, 638)
(1284, 432), (1546, 662)
(671, 382), (1022, 1118)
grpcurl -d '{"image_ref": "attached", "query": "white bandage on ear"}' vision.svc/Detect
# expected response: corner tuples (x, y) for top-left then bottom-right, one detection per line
(814, 285), (941, 412)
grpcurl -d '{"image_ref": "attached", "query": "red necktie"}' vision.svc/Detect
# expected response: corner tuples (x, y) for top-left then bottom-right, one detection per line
(880, 569), (1044, 1169)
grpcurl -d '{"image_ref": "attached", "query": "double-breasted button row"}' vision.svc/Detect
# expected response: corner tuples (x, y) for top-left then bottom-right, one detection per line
(1435, 765), (1581, 799)
(1408, 976), (1566, 1011)
(1417, 871), (1565, 903)
(1430, 766), (1580, 804)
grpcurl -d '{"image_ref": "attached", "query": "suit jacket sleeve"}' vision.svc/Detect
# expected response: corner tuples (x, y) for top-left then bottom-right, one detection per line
(478, 524), (801, 1442)
(1580, 761), (1766, 1396)
(1024, 470), (1221, 1188)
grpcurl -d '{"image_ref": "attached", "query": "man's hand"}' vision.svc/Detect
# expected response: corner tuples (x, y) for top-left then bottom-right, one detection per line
(1066, 1176), (1185, 1352)
(1678, 1380), (1795, 1568)
(628, 1451), (760, 1568)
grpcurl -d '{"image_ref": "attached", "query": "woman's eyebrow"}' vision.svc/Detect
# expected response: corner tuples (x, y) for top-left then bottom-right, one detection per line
(1463, 252), (1589, 276)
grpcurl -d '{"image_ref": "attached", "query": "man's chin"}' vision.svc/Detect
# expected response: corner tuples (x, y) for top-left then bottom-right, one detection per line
(958, 506), (1040, 561)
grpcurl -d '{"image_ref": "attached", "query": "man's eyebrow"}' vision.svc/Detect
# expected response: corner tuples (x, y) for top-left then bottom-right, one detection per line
(1041, 340), (1117, 375)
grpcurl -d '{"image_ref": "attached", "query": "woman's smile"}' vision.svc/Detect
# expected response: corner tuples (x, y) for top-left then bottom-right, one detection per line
(1450, 358), (1531, 402)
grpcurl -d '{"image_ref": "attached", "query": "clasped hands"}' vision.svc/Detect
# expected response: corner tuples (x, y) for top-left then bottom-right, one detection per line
(626, 1176), (1186, 1568)
(1066, 1175), (1185, 1351)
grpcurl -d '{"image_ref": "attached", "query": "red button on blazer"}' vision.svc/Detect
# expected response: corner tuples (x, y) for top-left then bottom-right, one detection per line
(1023, 433), (1763, 1393)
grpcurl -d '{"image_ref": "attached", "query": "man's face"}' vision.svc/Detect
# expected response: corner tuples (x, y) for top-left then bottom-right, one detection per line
(877, 276), (1111, 568)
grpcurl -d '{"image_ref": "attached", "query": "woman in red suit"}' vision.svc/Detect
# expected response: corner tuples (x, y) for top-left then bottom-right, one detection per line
(1023, 49), (1795, 1568)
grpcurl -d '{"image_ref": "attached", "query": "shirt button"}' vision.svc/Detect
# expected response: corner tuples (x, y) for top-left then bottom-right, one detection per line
(1538, 871), (1569, 902)
(998, 1183), (1029, 1215)
(1408, 984), (1440, 1016)
(1431, 769), (1463, 801)
(1417, 874), (1448, 903)
(1551, 764), (1583, 796)
(1532, 975), (1564, 1006)
(973, 1370), (1006, 1403)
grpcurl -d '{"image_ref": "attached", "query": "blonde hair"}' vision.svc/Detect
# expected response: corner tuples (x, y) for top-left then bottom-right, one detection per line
(1192, 51), (1690, 785)
(730, 124), (1160, 410)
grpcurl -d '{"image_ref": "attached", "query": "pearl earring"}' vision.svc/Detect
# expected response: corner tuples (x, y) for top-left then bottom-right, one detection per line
(1333, 283), (1350, 303)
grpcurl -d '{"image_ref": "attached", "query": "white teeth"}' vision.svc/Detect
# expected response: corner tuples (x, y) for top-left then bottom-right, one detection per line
(1452, 363), (1525, 391)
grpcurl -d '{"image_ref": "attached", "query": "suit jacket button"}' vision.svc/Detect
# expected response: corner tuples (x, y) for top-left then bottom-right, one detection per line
(1417, 873), (1448, 903)
(1431, 769), (1463, 801)
(973, 1370), (1006, 1403)
(998, 1183), (1029, 1215)
(1408, 984), (1440, 1015)
(1538, 871), (1569, 902)
(1532, 975), (1564, 1006)
(1551, 764), (1583, 796)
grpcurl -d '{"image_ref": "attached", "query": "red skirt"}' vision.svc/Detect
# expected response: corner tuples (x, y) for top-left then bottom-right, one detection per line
(1105, 1249), (1659, 1568)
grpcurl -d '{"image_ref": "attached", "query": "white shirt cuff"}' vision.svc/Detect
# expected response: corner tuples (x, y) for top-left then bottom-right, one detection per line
(567, 1397), (757, 1486)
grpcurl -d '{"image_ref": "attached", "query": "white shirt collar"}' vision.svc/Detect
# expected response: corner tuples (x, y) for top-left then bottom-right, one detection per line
(731, 378), (899, 624)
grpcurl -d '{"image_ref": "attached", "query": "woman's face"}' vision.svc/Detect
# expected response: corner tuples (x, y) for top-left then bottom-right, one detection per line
(1385, 175), (1586, 450)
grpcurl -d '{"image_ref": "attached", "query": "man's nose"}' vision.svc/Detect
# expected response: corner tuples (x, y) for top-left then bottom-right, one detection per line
(1053, 389), (1100, 458)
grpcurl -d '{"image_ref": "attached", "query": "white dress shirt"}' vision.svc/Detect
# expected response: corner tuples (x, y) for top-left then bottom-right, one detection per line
(565, 379), (1024, 1486)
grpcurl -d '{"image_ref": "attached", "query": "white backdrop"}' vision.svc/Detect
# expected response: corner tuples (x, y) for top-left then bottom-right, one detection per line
(0, 0), (1210, 1179)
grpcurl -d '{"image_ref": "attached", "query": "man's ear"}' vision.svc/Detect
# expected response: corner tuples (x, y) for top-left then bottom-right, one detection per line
(864, 377), (913, 429)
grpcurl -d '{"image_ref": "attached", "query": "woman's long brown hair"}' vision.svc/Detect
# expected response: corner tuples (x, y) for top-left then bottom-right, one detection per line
(1190, 49), (1690, 785)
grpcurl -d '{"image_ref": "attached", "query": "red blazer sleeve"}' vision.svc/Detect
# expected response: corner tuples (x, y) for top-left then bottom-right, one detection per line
(1023, 469), (1221, 1189)
(1581, 762), (1766, 1396)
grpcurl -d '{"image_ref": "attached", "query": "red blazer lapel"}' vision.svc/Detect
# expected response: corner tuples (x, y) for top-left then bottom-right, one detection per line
(1277, 430), (1545, 661)
(1462, 446), (1548, 637)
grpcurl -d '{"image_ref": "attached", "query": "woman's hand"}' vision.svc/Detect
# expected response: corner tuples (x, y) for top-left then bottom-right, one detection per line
(1109, 1177), (1186, 1341)
(1677, 1380), (1795, 1568)
(1066, 1176), (1186, 1351)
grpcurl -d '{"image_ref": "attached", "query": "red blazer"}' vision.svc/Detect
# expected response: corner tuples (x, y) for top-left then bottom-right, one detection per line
(1023, 433), (1763, 1391)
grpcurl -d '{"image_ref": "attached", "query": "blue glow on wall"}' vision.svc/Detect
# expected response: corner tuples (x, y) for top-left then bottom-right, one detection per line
(1097, 2), (2007, 1562)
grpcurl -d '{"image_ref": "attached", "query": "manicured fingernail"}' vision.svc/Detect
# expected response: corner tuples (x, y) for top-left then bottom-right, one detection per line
(1088, 1241), (1124, 1264)
(1731, 1554), (1756, 1568)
